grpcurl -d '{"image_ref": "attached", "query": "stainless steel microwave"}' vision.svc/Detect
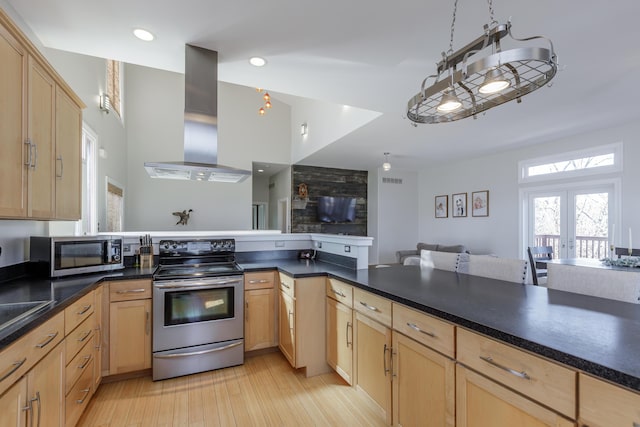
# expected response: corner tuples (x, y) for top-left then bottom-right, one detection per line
(30, 236), (124, 277)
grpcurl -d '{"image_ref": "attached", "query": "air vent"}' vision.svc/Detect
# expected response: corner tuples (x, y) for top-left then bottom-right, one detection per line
(382, 177), (403, 184)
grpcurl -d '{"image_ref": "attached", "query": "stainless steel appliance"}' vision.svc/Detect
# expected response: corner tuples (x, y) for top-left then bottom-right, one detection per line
(152, 238), (244, 381)
(30, 235), (123, 277)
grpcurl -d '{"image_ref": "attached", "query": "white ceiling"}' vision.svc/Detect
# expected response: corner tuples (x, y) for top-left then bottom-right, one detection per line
(7, 0), (640, 171)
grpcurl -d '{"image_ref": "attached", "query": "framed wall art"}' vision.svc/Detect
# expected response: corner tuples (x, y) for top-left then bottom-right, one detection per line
(452, 192), (467, 217)
(472, 190), (489, 217)
(435, 195), (448, 218)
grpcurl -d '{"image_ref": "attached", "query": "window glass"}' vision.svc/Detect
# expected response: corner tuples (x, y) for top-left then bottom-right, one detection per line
(106, 59), (121, 116)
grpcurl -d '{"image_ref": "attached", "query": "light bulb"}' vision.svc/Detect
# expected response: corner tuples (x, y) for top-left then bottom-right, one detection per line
(259, 107), (265, 116)
(436, 88), (462, 112)
(479, 68), (510, 94)
(263, 92), (270, 102)
(265, 101), (272, 109)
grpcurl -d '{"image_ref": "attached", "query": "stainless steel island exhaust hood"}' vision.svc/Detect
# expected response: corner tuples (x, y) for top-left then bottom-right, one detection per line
(144, 45), (251, 183)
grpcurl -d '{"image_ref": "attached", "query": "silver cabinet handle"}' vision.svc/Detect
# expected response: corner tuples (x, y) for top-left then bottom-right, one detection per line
(245, 301), (249, 320)
(76, 387), (91, 404)
(479, 356), (531, 380)
(248, 279), (269, 284)
(78, 355), (92, 370)
(95, 324), (101, 350)
(146, 311), (150, 335)
(0, 357), (27, 382)
(280, 282), (290, 289)
(288, 310), (294, 331)
(383, 344), (390, 376)
(116, 288), (146, 294)
(331, 288), (346, 298)
(56, 155), (64, 178)
(346, 321), (352, 347)
(153, 341), (243, 358)
(78, 330), (92, 342)
(31, 391), (41, 427)
(407, 322), (436, 338)
(360, 301), (379, 312)
(24, 139), (32, 166)
(77, 304), (92, 315)
(31, 143), (38, 169)
(35, 332), (59, 349)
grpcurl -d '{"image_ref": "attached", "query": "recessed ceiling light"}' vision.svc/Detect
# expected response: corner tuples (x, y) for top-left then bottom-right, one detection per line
(133, 28), (154, 41)
(257, 169), (264, 173)
(249, 56), (267, 67)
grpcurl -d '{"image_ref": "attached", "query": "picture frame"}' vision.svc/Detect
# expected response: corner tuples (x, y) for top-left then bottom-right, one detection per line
(452, 192), (467, 217)
(435, 195), (448, 218)
(471, 190), (489, 217)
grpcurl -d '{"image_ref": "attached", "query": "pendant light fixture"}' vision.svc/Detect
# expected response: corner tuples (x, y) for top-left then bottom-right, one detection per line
(407, 0), (557, 124)
(382, 152), (391, 171)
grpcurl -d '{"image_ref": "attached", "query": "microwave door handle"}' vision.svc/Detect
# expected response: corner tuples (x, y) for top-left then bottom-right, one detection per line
(105, 240), (112, 263)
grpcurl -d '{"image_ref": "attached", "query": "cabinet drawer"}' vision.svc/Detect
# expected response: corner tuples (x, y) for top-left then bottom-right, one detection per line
(580, 373), (640, 426)
(392, 303), (455, 358)
(0, 310), (64, 396)
(65, 358), (94, 427)
(353, 288), (391, 327)
(65, 313), (95, 363)
(65, 290), (95, 335)
(326, 278), (353, 307)
(245, 271), (275, 290)
(279, 273), (295, 298)
(109, 279), (151, 302)
(65, 337), (93, 395)
(457, 328), (576, 419)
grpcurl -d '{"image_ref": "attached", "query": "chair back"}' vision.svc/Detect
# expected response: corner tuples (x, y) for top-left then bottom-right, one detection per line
(527, 246), (553, 286)
(419, 250), (469, 273)
(547, 263), (640, 304)
(467, 255), (529, 284)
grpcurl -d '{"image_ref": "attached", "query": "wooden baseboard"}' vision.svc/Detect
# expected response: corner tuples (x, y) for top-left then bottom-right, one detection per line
(101, 368), (151, 384)
(245, 346), (279, 358)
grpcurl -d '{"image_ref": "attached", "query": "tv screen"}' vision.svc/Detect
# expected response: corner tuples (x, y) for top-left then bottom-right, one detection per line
(317, 196), (357, 223)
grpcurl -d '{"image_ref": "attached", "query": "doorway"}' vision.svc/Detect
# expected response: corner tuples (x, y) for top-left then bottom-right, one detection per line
(278, 198), (290, 233)
(525, 182), (618, 259)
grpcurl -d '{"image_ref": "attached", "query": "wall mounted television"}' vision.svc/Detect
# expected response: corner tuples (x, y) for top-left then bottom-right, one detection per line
(317, 196), (357, 223)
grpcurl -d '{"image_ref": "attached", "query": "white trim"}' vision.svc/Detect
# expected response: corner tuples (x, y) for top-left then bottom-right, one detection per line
(518, 142), (623, 183)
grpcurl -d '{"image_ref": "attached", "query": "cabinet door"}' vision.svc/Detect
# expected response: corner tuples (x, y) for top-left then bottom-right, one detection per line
(109, 299), (151, 375)
(392, 332), (455, 427)
(0, 24), (27, 218)
(278, 290), (296, 367)
(54, 87), (82, 220)
(579, 373), (640, 427)
(93, 285), (103, 392)
(354, 311), (392, 424)
(27, 57), (56, 219)
(456, 365), (575, 427)
(326, 297), (353, 384)
(28, 343), (64, 427)
(245, 288), (276, 351)
(0, 376), (27, 427)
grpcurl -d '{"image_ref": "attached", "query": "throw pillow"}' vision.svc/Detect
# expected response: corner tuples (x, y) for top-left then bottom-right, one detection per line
(417, 243), (439, 252)
(438, 244), (466, 253)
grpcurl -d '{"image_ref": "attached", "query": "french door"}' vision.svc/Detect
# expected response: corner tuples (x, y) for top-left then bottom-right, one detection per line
(527, 184), (615, 259)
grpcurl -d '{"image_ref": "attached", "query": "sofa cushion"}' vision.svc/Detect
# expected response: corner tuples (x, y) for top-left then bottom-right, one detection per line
(437, 244), (467, 253)
(416, 242), (439, 252)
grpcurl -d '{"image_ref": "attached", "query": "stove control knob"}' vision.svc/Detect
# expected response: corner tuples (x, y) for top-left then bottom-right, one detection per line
(163, 242), (171, 249)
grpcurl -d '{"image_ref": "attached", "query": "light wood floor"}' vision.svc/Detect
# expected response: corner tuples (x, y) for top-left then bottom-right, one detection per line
(78, 351), (388, 427)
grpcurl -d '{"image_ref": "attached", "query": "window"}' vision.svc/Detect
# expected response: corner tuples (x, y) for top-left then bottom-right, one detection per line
(106, 59), (122, 117)
(519, 143), (622, 183)
(106, 178), (124, 232)
(79, 124), (98, 235)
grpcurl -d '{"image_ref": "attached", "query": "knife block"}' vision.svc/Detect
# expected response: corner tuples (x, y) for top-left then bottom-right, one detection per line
(139, 245), (154, 268)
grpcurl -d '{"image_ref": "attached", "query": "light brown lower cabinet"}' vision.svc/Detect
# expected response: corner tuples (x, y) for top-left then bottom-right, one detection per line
(0, 341), (64, 427)
(244, 271), (276, 351)
(579, 373), (640, 426)
(354, 310), (392, 424)
(326, 297), (353, 384)
(456, 364), (575, 427)
(392, 332), (455, 427)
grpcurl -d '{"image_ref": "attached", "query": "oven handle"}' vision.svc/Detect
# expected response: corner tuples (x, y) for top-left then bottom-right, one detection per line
(153, 341), (243, 358)
(154, 279), (241, 290)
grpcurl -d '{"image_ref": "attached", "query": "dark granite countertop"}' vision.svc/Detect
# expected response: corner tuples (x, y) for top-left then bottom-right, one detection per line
(241, 260), (640, 392)
(0, 266), (155, 349)
(3, 258), (640, 392)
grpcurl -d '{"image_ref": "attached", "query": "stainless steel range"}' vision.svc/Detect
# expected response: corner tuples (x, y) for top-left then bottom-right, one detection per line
(152, 238), (244, 381)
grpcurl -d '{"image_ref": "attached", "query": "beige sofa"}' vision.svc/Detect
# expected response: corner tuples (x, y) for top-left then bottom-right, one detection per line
(396, 242), (468, 264)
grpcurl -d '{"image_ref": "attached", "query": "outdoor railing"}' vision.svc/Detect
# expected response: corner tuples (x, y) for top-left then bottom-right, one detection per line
(534, 234), (608, 259)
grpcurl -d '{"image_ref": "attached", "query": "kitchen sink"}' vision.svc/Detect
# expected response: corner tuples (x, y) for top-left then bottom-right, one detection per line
(0, 300), (54, 333)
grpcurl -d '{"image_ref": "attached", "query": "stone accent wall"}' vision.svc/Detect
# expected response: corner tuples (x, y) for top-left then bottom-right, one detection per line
(291, 165), (367, 235)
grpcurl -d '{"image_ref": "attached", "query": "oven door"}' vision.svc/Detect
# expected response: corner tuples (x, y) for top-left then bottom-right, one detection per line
(152, 275), (244, 352)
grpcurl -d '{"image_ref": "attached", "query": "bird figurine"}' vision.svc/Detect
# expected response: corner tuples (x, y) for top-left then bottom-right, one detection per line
(172, 209), (193, 225)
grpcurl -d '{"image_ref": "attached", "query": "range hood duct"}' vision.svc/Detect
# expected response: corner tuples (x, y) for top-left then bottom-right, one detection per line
(144, 45), (251, 183)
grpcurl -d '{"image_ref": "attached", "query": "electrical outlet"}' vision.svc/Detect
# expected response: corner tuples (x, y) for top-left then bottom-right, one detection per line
(344, 245), (351, 253)
(275, 241), (285, 248)
(123, 244), (131, 253)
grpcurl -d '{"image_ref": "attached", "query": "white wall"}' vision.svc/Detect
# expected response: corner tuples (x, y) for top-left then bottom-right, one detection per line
(369, 168), (419, 264)
(268, 168), (292, 231)
(123, 65), (291, 231)
(418, 121), (640, 258)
